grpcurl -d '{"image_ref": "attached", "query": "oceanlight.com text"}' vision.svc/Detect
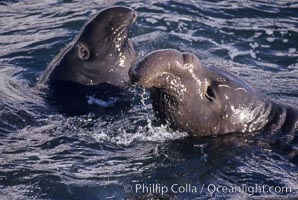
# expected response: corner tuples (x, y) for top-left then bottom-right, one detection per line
(123, 183), (292, 196)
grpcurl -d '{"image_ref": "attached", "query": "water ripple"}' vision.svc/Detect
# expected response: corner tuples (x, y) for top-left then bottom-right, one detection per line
(0, 0), (297, 199)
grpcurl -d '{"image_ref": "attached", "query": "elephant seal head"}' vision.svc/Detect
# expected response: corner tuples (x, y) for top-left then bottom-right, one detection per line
(129, 49), (273, 136)
(38, 6), (137, 87)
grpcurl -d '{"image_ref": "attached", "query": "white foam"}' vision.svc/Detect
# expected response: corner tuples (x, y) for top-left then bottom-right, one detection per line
(289, 48), (296, 54)
(87, 96), (118, 107)
(265, 29), (274, 35)
(266, 37), (275, 42)
(90, 120), (188, 146)
(86, 89), (188, 146)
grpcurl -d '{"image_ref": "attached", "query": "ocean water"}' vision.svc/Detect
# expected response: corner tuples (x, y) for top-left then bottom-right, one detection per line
(0, 0), (297, 199)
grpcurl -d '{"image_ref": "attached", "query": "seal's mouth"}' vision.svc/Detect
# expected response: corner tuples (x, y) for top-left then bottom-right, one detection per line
(106, 9), (137, 54)
(114, 9), (137, 27)
(128, 64), (140, 84)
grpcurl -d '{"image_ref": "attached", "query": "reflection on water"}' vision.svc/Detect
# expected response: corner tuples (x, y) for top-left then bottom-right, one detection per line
(0, 0), (297, 199)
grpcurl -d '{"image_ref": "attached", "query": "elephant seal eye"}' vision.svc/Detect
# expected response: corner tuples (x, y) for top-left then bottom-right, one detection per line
(206, 86), (216, 101)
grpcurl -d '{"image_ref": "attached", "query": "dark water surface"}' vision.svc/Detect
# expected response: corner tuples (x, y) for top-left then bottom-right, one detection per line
(0, 0), (297, 199)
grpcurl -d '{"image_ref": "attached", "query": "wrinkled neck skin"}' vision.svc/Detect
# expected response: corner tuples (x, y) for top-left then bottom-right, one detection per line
(152, 71), (298, 137)
(265, 101), (298, 134)
(131, 49), (298, 137)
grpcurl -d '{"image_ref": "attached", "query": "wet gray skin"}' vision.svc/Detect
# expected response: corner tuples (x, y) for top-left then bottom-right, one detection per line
(129, 49), (298, 137)
(37, 6), (137, 87)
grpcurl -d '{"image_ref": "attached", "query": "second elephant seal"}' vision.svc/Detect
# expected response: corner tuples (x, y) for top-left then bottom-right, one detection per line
(37, 6), (137, 115)
(129, 49), (298, 136)
(37, 6), (137, 87)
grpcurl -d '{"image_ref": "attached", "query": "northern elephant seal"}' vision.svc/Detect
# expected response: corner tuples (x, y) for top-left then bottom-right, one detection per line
(36, 6), (137, 115)
(129, 49), (298, 136)
(37, 6), (137, 87)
